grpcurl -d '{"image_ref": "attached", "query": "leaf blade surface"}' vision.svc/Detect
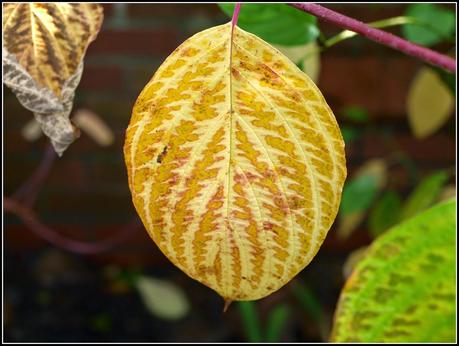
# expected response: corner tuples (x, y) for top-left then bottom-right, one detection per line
(124, 23), (346, 300)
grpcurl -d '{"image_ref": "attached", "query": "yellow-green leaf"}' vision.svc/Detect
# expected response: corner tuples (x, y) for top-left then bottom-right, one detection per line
(135, 276), (190, 320)
(124, 23), (347, 301)
(331, 199), (456, 342)
(407, 67), (454, 139)
(342, 246), (368, 280)
(2, 3), (103, 155)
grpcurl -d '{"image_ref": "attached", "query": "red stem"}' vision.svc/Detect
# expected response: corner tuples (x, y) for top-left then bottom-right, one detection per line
(13, 144), (56, 207)
(4, 197), (142, 255)
(289, 3), (456, 73)
(5, 143), (141, 255)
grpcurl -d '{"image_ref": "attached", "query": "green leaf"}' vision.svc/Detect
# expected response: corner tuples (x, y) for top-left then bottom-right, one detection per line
(265, 304), (291, 342)
(368, 190), (402, 237)
(331, 199), (456, 342)
(342, 106), (369, 123)
(402, 4), (455, 46)
(135, 276), (190, 320)
(341, 175), (378, 214)
(218, 4), (319, 45)
(237, 301), (263, 342)
(291, 281), (323, 323)
(117, 268), (142, 287)
(401, 171), (449, 221)
(340, 175), (379, 215)
(338, 159), (387, 239)
(341, 126), (361, 144)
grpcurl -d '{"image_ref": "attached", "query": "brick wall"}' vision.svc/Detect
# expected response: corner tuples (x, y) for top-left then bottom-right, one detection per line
(4, 4), (455, 265)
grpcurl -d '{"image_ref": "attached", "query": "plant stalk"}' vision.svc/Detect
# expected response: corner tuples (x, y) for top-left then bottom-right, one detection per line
(289, 3), (456, 72)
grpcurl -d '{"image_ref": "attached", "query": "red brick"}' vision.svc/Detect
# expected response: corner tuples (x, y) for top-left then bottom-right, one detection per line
(320, 56), (418, 118)
(90, 250), (169, 267)
(126, 63), (161, 94)
(45, 160), (89, 190)
(362, 133), (455, 163)
(77, 94), (133, 123)
(3, 222), (166, 266)
(127, 3), (223, 18)
(101, 4), (114, 18)
(4, 131), (39, 157)
(4, 224), (47, 251)
(3, 3), (456, 266)
(323, 224), (373, 253)
(79, 65), (124, 91)
(86, 28), (180, 56)
(3, 92), (34, 128)
(386, 165), (413, 190)
(88, 224), (172, 267)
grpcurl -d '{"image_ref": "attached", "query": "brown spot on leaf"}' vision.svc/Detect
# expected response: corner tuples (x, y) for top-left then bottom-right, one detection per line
(198, 266), (215, 275)
(288, 196), (303, 210)
(264, 169), (276, 180)
(245, 171), (257, 182)
(263, 221), (274, 230)
(234, 173), (245, 185)
(156, 145), (168, 163)
(279, 167), (289, 175)
(274, 194), (289, 212)
(231, 67), (241, 80)
(168, 174), (179, 186)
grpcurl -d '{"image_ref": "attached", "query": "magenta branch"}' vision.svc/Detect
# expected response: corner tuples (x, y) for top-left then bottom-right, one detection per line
(232, 3), (241, 28)
(4, 144), (141, 255)
(289, 3), (456, 73)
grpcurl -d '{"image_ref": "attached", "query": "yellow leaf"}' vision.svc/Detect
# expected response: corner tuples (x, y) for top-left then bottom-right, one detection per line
(407, 67), (454, 139)
(3, 3), (103, 155)
(124, 23), (347, 301)
(274, 41), (321, 83)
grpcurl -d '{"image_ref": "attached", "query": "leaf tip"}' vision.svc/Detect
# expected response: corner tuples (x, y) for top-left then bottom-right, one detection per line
(223, 298), (233, 313)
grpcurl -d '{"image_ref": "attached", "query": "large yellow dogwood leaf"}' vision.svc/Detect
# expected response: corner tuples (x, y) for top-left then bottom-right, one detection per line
(3, 3), (103, 155)
(124, 23), (346, 301)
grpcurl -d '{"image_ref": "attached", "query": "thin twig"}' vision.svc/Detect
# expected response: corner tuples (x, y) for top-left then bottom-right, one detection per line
(6, 143), (141, 255)
(12, 144), (56, 207)
(288, 3), (456, 73)
(4, 197), (142, 255)
(324, 16), (416, 48)
(295, 16), (419, 63)
(231, 3), (241, 27)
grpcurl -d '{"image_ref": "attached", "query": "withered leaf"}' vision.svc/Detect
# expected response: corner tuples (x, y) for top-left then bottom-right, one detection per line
(3, 3), (103, 155)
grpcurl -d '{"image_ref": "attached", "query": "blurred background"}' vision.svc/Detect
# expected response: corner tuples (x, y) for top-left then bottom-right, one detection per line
(3, 3), (456, 342)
